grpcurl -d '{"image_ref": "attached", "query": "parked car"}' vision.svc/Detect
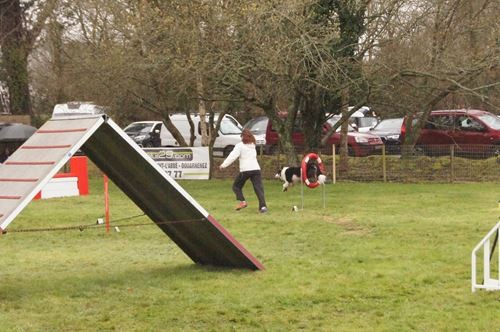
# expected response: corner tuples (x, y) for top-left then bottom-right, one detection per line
(243, 116), (268, 151)
(124, 121), (165, 147)
(124, 113), (243, 157)
(400, 109), (500, 157)
(265, 115), (383, 156)
(369, 118), (403, 154)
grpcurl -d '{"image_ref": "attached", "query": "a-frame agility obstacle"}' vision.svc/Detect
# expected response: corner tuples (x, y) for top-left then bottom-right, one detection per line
(0, 109), (263, 270)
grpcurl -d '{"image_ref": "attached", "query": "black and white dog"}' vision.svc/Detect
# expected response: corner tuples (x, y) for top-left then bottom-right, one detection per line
(275, 166), (302, 192)
(275, 163), (326, 192)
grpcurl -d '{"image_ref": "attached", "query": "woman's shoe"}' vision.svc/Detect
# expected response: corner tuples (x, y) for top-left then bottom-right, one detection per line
(259, 207), (268, 213)
(235, 201), (248, 210)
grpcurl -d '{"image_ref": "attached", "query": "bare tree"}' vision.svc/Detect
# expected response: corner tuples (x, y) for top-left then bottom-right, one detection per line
(366, 0), (499, 156)
(27, 0), (498, 169)
(0, 0), (57, 116)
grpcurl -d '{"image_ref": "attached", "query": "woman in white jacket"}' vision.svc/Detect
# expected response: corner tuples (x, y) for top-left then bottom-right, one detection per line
(219, 129), (268, 213)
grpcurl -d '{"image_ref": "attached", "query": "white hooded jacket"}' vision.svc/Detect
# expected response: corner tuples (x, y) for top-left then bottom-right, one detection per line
(220, 142), (260, 172)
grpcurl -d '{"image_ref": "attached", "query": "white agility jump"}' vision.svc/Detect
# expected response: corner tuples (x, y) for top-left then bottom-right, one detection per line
(472, 221), (500, 292)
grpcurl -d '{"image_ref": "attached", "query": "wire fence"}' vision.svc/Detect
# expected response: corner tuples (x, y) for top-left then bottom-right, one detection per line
(4, 146), (496, 235)
(218, 144), (499, 183)
(1, 213), (207, 235)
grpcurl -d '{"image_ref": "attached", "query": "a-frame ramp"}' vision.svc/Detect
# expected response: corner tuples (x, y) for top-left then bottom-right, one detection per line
(0, 115), (263, 270)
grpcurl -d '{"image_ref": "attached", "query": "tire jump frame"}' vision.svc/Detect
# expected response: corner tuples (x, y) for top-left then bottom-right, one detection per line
(296, 152), (327, 211)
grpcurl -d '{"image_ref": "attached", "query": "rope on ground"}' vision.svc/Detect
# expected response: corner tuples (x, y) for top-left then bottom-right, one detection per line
(0, 214), (206, 235)
(109, 213), (146, 223)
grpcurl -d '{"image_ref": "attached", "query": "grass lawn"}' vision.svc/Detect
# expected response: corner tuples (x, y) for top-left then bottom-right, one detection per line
(0, 177), (499, 331)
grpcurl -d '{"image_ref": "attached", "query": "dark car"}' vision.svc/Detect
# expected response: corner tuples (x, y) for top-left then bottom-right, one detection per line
(369, 118), (403, 154)
(265, 115), (383, 156)
(123, 121), (163, 147)
(400, 109), (500, 157)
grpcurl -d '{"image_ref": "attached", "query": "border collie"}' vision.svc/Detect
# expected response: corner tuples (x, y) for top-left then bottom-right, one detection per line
(275, 163), (326, 192)
(275, 167), (302, 192)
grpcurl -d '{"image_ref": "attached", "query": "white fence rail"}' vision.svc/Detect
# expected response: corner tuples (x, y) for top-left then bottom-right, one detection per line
(472, 221), (500, 292)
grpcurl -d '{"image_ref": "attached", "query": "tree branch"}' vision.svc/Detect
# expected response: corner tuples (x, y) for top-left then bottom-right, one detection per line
(26, 0), (58, 50)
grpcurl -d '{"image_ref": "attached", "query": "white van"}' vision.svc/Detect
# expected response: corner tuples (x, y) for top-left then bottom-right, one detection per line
(124, 113), (243, 157)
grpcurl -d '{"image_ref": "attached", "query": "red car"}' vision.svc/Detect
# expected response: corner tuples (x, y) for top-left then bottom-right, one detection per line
(400, 109), (500, 157)
(265, 115), (383, 156)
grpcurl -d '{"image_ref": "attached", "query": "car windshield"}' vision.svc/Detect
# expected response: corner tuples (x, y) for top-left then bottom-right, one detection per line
(244, 117), (268, 135)
(374, 118), (403, 130)
(220, 117), (242, 135)
(327, 117), (356, 132)
(478, 114), (500, 130)
(124, 123), (153, 134)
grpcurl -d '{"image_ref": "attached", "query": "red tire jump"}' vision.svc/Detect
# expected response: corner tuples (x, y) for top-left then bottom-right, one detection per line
(301, 153), (325, 189)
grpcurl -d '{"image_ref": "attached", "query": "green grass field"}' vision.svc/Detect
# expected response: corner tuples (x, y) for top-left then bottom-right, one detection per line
(1, 177), (499, 331)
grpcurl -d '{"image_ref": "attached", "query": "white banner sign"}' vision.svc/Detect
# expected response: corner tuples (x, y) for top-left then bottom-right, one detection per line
(144, 147), (210, 180)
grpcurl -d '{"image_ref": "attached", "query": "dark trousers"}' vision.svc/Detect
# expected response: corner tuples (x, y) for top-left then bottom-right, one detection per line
(232, 170), (267, 209)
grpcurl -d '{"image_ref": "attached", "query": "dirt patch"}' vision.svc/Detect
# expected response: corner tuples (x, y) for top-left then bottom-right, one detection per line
(321, 215), (369, 235)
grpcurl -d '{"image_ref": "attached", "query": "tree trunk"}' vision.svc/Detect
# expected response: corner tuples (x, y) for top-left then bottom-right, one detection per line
(208, 111), (225, 179)
(302, 91), (325, 154)
(0, 0), (32, 115)
(338, 87), (349, 175)
(197, 77), (209, 146)
(163, 112), (189, 146)
(268, 106), (300, 166)
(48, 18), (66, 104)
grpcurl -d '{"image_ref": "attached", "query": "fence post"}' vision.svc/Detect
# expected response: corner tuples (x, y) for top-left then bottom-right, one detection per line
(332, 145), (336, 184)
(450, 145), (455, 183)
(382, 145), (387, 182)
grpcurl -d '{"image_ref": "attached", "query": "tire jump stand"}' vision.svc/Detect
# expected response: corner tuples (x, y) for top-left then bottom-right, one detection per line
(295, 153), (327, 211)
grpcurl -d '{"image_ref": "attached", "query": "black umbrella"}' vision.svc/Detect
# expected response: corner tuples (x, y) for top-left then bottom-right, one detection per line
(0, 123), (37, 142)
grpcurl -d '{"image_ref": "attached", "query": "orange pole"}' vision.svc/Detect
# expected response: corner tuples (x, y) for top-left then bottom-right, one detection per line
(104, 175), (110, 233)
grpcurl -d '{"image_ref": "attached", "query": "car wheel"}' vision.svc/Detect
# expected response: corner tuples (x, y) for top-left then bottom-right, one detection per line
(144, 142), (154, 148)
(347, 145), (355, 156)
